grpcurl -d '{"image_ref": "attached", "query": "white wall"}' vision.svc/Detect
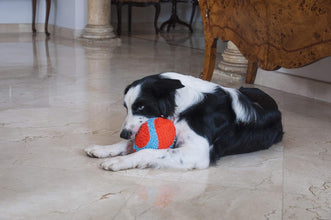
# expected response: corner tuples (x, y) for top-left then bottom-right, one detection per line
(52, 0), (87, 30)
(74, 1), (88, 30)
(0, 0), (87, 30)
(277, 57), (331, 83)
(0, 0), (46, 23)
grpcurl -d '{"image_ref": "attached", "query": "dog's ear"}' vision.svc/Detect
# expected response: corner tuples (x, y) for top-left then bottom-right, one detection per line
(124, 84), (132, 95)
(151, 78), (184, 98)
(150, 78), (184, 117)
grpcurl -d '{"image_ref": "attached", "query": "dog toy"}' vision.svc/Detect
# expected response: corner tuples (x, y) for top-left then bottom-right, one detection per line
(133, 117), (176, 152)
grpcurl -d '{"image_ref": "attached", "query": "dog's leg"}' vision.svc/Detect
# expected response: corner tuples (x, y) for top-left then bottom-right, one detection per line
(100, 141), (210, 171)
(100, 123), (210, 171)
(85, 140), (132, 158)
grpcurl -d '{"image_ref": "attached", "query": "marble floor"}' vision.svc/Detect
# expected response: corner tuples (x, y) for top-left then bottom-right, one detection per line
(0, 29), (330, 220)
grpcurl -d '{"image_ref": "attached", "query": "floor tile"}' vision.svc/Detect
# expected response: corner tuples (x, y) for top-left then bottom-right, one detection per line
(0, 29), (330, 219)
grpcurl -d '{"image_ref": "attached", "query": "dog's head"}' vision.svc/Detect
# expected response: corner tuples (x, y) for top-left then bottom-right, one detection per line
(120, 75), (184, 140)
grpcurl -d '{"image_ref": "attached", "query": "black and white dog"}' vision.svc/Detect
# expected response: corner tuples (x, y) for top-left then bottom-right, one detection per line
(85, 72), (283, 171)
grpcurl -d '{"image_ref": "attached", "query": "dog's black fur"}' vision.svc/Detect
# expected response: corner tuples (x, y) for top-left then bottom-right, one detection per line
(86, 73), (283, 171)
(125, 74), (283, 164)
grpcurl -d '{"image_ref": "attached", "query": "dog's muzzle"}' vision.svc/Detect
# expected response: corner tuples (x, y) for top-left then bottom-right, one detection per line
(120, 129), (133, 140)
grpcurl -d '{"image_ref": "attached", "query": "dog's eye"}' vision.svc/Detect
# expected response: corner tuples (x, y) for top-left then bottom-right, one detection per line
(132, 104), (145, 113)
(137, 106), (145, 111)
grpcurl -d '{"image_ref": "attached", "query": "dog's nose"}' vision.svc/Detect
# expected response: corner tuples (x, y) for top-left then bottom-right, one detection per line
(120, 129), (132, 140)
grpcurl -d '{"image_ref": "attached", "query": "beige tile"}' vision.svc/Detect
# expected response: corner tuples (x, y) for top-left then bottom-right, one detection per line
(0, 166), (141, 220)
(0, 31), (330, 219)
(115, 180), (282, 220)
(177, 144), (283, 192)
(284, 190), (331, 220)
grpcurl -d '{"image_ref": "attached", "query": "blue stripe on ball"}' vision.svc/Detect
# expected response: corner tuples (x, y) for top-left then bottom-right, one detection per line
(145, 118), (159, 150)
(133, 118), (157, 151)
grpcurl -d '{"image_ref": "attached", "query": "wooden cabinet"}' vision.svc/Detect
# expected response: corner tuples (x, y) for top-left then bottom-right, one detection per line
(199, 0), (331, 83)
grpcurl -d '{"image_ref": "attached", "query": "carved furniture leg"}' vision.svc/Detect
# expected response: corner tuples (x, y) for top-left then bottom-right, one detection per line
(128, 4), (132, 34)
(116, 3), (123, 35)
(32, 0), (37, 35)
(245, 61), (258, 84)
(45, 0), (51, 36)
(154, 3), (160, 34)
(160, 0), (193, 33)
(189, 0), (198, 28)
(201, 37), (218, 81)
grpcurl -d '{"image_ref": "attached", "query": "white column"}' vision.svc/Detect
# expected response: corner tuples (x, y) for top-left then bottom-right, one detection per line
(82, 0), (115, 39)
(214, 41), (248, 81)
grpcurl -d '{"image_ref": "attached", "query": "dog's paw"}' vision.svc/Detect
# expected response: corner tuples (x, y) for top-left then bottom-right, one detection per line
(84, 145), (114, 158)
(100, 157), (130, 171)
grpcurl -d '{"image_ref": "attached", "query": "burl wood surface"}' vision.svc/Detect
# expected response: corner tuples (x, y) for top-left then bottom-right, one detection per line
(199, 0), (331, 83)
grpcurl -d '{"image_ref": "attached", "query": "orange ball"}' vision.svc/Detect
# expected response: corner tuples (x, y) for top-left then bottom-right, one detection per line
(133, 117), (176, 152)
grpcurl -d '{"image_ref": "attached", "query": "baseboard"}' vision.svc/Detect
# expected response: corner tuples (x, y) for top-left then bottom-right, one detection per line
(255, 69), (331, 103)
(51, 25), (84, 39)
(0, 23), (45, 33)
(0, 23), (83, 39)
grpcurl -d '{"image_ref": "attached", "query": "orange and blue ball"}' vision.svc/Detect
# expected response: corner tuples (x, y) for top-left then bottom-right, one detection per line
(133, 117), (176, 152)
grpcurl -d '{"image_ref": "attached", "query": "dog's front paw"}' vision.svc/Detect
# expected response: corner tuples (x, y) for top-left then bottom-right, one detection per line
(100, 157), (130, 171)
(85, 145), (113, 158)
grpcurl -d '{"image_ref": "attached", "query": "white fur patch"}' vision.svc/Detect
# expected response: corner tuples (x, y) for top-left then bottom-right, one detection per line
(161, 72), (218, 113)
(124, 84), (141, 109)
(122, 85), (148, 138)
(222, 87), (257, 123)
(85, 140), (129, 158)
(162, 72), (256, 123)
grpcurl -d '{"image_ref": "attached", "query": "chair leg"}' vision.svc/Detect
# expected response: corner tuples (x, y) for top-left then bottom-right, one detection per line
(154, 3), (160, 34)
(128, 4), (132, 34)
(45, 0), (51, 37)
(32, 0), (37, 35)
(116, 3), (122, 35)
(189, 0), (198, 28)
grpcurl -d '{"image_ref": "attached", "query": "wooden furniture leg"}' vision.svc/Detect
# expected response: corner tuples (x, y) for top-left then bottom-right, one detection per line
(32, 0), (51, 36)
(201, 37), (218, 81)
(160, 0), (193, 33)
(116, 3), (123, 35)
(45, 0), (51, 36)
(114, 1), (160, 36)
(32, 0), (37, 35)
(128, 4), (132, 34)
(189, 0), (198, 28)
(245, 61), (258, 84)
(154, 3), (160, 34)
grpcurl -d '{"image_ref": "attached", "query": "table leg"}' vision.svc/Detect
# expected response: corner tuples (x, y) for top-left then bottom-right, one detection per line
(160, 0), (193, 32)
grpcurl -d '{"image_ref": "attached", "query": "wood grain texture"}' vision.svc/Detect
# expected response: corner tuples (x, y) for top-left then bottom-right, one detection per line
(199, 0), (331, 83)
(246, 61), (258, 84)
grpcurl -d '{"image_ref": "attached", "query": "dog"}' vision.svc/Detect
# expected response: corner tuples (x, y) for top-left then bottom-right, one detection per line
(85, 72), (283, 171)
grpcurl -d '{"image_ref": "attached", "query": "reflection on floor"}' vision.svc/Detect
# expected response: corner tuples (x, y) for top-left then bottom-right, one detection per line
(0, 29), (330, 220)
